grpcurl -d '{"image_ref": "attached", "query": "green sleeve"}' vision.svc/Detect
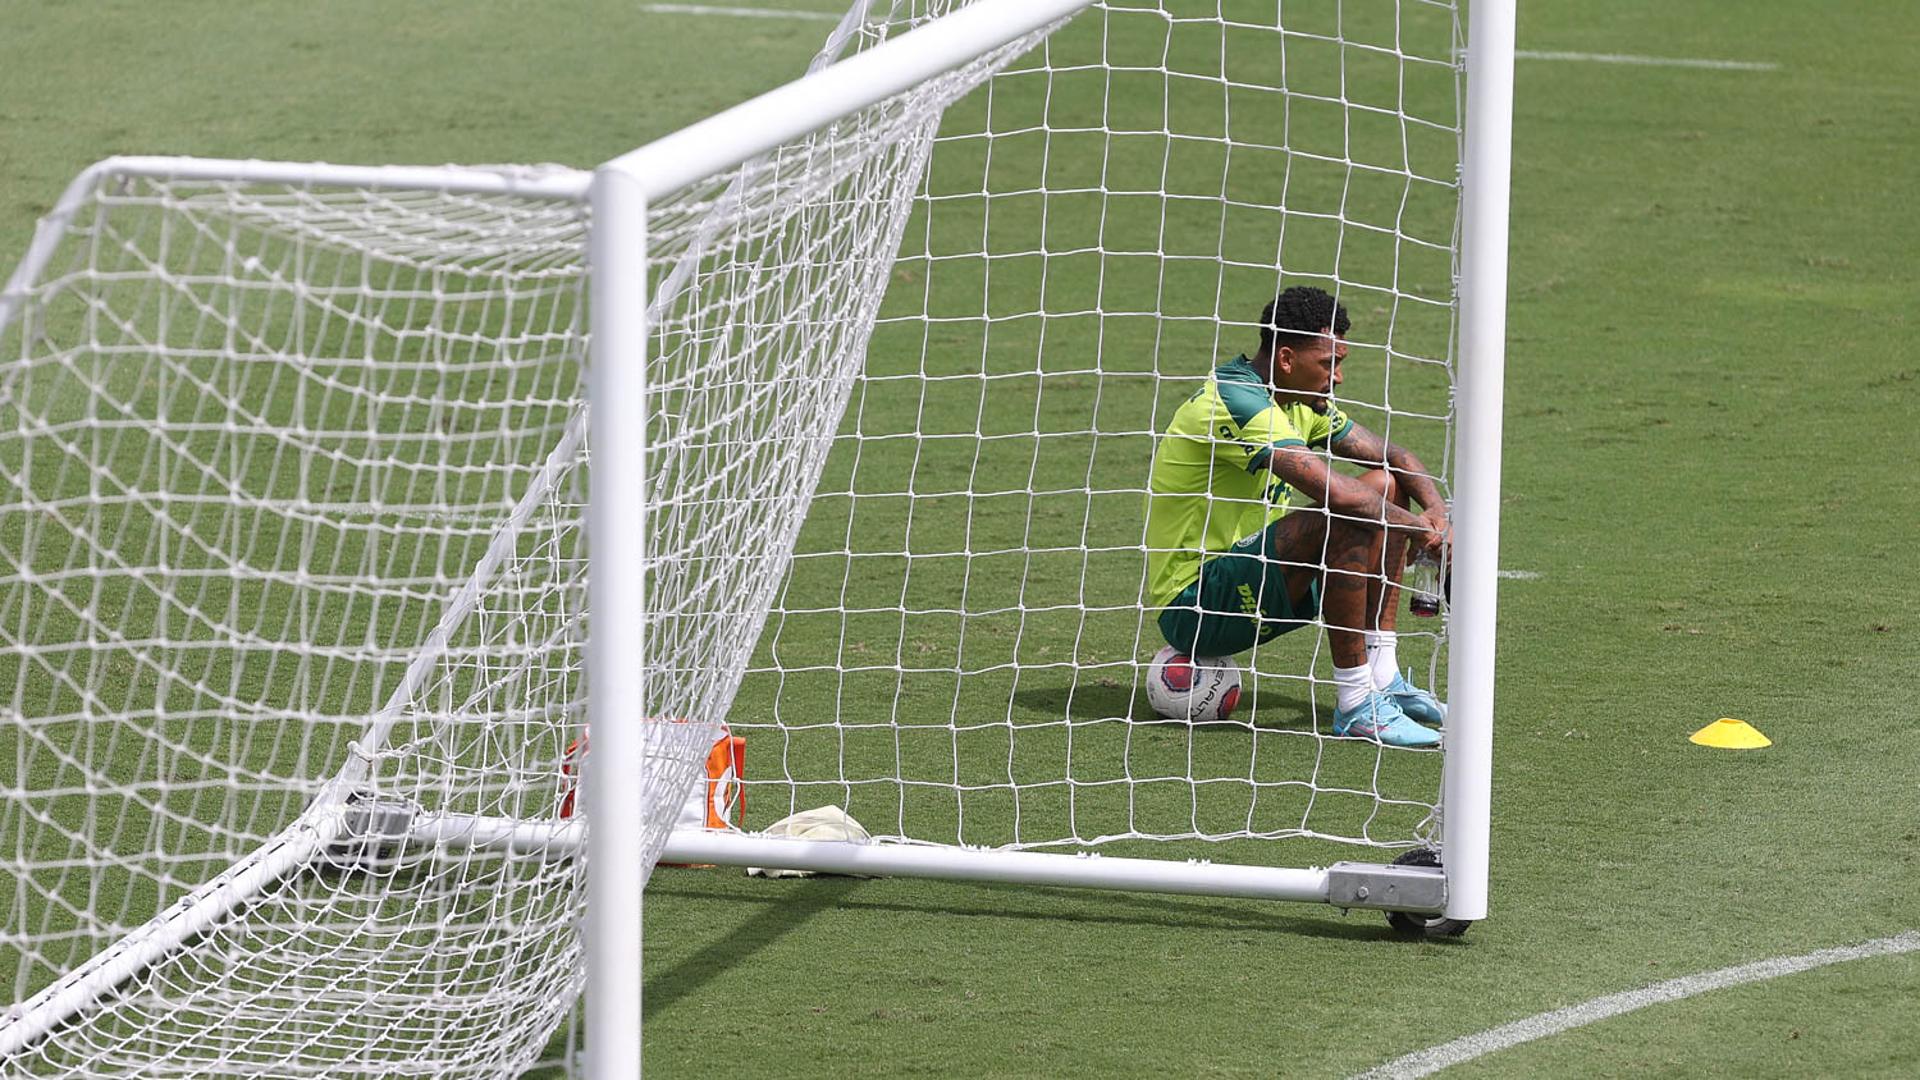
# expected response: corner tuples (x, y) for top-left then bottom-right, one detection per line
(1309, 404), (1354, 448)
(1234, 405), (1307, 473)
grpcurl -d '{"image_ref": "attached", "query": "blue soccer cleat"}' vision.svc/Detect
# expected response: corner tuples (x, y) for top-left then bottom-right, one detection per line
(1333, 692), (1441, 748)
(1382, 670), (1447, 728)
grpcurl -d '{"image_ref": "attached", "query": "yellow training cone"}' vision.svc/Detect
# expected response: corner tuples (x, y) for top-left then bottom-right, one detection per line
(1689, 717), (1772, 749)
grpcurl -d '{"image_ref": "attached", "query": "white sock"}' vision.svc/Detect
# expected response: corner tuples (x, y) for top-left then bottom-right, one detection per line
(1365, 631), (1399, 690)
(1334, 663), (1373, 712)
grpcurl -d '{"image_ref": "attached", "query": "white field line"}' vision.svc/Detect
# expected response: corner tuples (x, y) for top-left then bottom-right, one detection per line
(639, 2), (841, 19)
(1496, 570), (1540, 580)
(1517, 49), (1779, 72)
(1352, 930), (1920, 1080)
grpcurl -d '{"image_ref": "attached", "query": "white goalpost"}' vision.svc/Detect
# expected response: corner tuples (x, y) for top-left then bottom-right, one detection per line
(0, 0), (1511, 1075)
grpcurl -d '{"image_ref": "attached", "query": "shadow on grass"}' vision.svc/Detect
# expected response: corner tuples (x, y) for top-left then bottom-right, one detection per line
(1082, 884), (1468, 945)
(1010, 677), (1319, 733)
(1010, 678), (1136, 723)
(644, 875), (867, 1020)
(646, 872), (1450, 947)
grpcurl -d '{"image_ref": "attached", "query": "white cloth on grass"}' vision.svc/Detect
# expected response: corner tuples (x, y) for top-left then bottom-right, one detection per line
(746, 806), (872, 879)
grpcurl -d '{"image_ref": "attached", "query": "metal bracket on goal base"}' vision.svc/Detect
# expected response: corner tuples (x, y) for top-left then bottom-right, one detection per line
(328, 793), (422, 870)
(325, 800), (586, 870)
(1325, 861), (1448, 915)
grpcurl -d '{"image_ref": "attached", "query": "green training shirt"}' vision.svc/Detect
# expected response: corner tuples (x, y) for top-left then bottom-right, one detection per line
(1143, 356), (1352, 608)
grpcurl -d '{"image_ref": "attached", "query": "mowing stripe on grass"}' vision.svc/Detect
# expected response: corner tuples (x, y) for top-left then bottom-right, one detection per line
(640, 2), (841, 19)
(1352, 930), (1920, 1079)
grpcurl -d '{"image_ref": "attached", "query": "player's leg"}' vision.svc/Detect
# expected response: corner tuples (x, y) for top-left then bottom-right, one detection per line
(1353, 469), (1447, 726)
(1264, 500), (1372, 668)
(1156, 546), (1269, 660)
(1175, 482), (1409, 658)
(1158, 514), (1331, 659)
(1266, 499), (1439, 748)
(1361, 468), (1408, 635)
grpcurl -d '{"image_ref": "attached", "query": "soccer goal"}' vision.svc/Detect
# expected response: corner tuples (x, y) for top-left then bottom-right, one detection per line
(0, 0), (1511, 1075)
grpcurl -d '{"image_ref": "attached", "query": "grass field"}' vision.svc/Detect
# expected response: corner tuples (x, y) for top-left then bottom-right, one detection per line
(3, 0), (1918, 1077)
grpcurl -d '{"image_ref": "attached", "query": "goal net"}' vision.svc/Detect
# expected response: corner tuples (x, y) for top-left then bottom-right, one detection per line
(0, 167), (607, 1075)
(732, 0), (1465, 864)
(0, 0), (1494, 1072)
(0, 2), (1070, 1071)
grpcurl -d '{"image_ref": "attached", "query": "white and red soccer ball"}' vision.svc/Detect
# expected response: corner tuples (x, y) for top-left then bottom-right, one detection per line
(1144, 645), (1242, 721)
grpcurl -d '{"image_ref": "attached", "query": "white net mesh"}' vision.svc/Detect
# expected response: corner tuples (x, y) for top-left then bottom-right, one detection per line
(0, 171), (613, 1076)
(734, 0), (1464, 862)
(0, 4), (1064, 1071)
(0, 0), (1466, 1070)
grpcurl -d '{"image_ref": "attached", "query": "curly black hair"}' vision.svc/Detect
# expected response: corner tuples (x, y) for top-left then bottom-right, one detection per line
(1258, 286), (1350, 356)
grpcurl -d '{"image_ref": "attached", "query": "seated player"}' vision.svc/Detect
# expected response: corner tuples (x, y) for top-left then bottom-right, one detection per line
(1143, 286), (1449, 747)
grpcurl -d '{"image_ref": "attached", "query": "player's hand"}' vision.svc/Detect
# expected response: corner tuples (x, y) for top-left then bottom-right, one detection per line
(1417, 508), (1450, 556)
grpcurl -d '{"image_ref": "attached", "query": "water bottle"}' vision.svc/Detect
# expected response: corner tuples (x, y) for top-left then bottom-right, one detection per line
(1406, 548), (1443, 617)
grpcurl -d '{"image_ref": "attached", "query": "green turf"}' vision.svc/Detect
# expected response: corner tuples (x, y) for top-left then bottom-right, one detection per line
(3, 0), (1918, 1077)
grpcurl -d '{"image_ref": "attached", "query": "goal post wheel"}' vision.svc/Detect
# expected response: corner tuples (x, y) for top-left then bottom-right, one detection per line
(1383, 848), (1473, 938)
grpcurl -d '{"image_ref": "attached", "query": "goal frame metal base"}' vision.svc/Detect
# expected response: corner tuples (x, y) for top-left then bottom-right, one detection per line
(332, 804), (1449, 916)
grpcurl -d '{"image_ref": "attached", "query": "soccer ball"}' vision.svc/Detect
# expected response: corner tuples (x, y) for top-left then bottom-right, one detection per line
(1144, 646), (1243, 721)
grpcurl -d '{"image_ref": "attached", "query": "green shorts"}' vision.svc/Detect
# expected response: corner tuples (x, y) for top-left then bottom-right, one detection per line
(1157, 522), (1322, 657)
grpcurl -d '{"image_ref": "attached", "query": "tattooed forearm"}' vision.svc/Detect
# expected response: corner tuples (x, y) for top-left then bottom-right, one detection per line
(1384, 443), (1447, 514)
(1334, 423), (1447, 515)
(1334, 423), (1388, 467)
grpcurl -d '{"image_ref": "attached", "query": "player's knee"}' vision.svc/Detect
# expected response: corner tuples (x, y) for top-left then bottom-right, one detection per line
(1360, 468), (1400, 504)
(1325, 510), (1382, 550)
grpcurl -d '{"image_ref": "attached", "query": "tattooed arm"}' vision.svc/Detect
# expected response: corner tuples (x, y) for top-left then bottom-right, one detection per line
(1329, 422), (1450, 551)
(1264, 444), (1432, 537)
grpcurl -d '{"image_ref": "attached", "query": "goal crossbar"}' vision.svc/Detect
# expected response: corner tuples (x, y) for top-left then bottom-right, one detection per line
(0, 157), (592, 334)
(601, 0), (1091, 200)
